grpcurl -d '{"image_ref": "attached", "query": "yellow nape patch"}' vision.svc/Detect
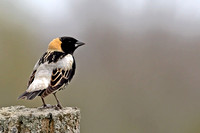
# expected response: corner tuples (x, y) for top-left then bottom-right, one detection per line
(48, 38), (63, 52)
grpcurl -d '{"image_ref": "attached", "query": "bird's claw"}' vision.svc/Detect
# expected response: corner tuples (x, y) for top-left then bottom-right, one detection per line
(54, 104), (63, 110)
(38, 104), (54, 110)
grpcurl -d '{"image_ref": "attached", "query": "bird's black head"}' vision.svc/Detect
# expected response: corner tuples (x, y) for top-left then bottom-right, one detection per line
(60, 36), (85, 54)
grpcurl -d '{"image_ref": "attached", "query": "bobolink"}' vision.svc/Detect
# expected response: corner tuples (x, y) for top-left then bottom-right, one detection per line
(18, 36), (85, 109)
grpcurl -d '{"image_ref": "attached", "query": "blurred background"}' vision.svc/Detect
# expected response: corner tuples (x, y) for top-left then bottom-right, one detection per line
(1, 0), (200, 133)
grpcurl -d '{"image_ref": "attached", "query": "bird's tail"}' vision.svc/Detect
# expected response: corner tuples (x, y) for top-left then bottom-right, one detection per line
(18, 90), (44, 100)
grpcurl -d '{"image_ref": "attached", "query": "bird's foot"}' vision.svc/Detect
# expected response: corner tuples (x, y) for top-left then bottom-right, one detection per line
(38, 104), (54, 109)
(54, 104), (63, 110)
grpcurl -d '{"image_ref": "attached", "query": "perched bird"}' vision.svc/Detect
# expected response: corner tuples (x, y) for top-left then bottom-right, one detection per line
(18, 36), (85, 109)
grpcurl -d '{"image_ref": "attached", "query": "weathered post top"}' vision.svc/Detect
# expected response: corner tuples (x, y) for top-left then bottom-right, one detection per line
(0, 106), (80, 133)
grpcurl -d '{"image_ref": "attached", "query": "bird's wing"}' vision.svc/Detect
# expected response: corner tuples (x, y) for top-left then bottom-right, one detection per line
(18, 51), (68, 100)
(27, 51), (68, 88)
(38, 51), (66, 65)
(27, 70), (37, 88)
(26, 51), (53, 88)
(41, 62), (75, 97)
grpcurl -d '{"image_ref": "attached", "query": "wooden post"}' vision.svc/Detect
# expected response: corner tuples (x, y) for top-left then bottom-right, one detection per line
(0, 106), (80, 133)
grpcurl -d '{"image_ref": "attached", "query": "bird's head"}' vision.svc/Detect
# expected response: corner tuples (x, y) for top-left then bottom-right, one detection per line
(48, 36), (85, 54)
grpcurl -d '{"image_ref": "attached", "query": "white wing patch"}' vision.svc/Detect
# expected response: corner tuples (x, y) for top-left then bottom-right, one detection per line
(26, 54), (73, 92)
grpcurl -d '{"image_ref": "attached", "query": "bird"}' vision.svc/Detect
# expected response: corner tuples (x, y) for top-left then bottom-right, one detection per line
(18, 36), (85, 109)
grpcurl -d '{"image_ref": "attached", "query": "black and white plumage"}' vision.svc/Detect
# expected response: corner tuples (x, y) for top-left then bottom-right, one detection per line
(18, 37), (85, 109)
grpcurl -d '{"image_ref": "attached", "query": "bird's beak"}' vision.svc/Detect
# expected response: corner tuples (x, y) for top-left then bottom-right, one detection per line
(75, 41), (85, 48)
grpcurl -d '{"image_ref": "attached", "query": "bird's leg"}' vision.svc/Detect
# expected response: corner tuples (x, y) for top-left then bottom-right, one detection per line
(40, 97), (53, 109)
(53, 93), (63, 109)
(40, 97), (48, 108)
